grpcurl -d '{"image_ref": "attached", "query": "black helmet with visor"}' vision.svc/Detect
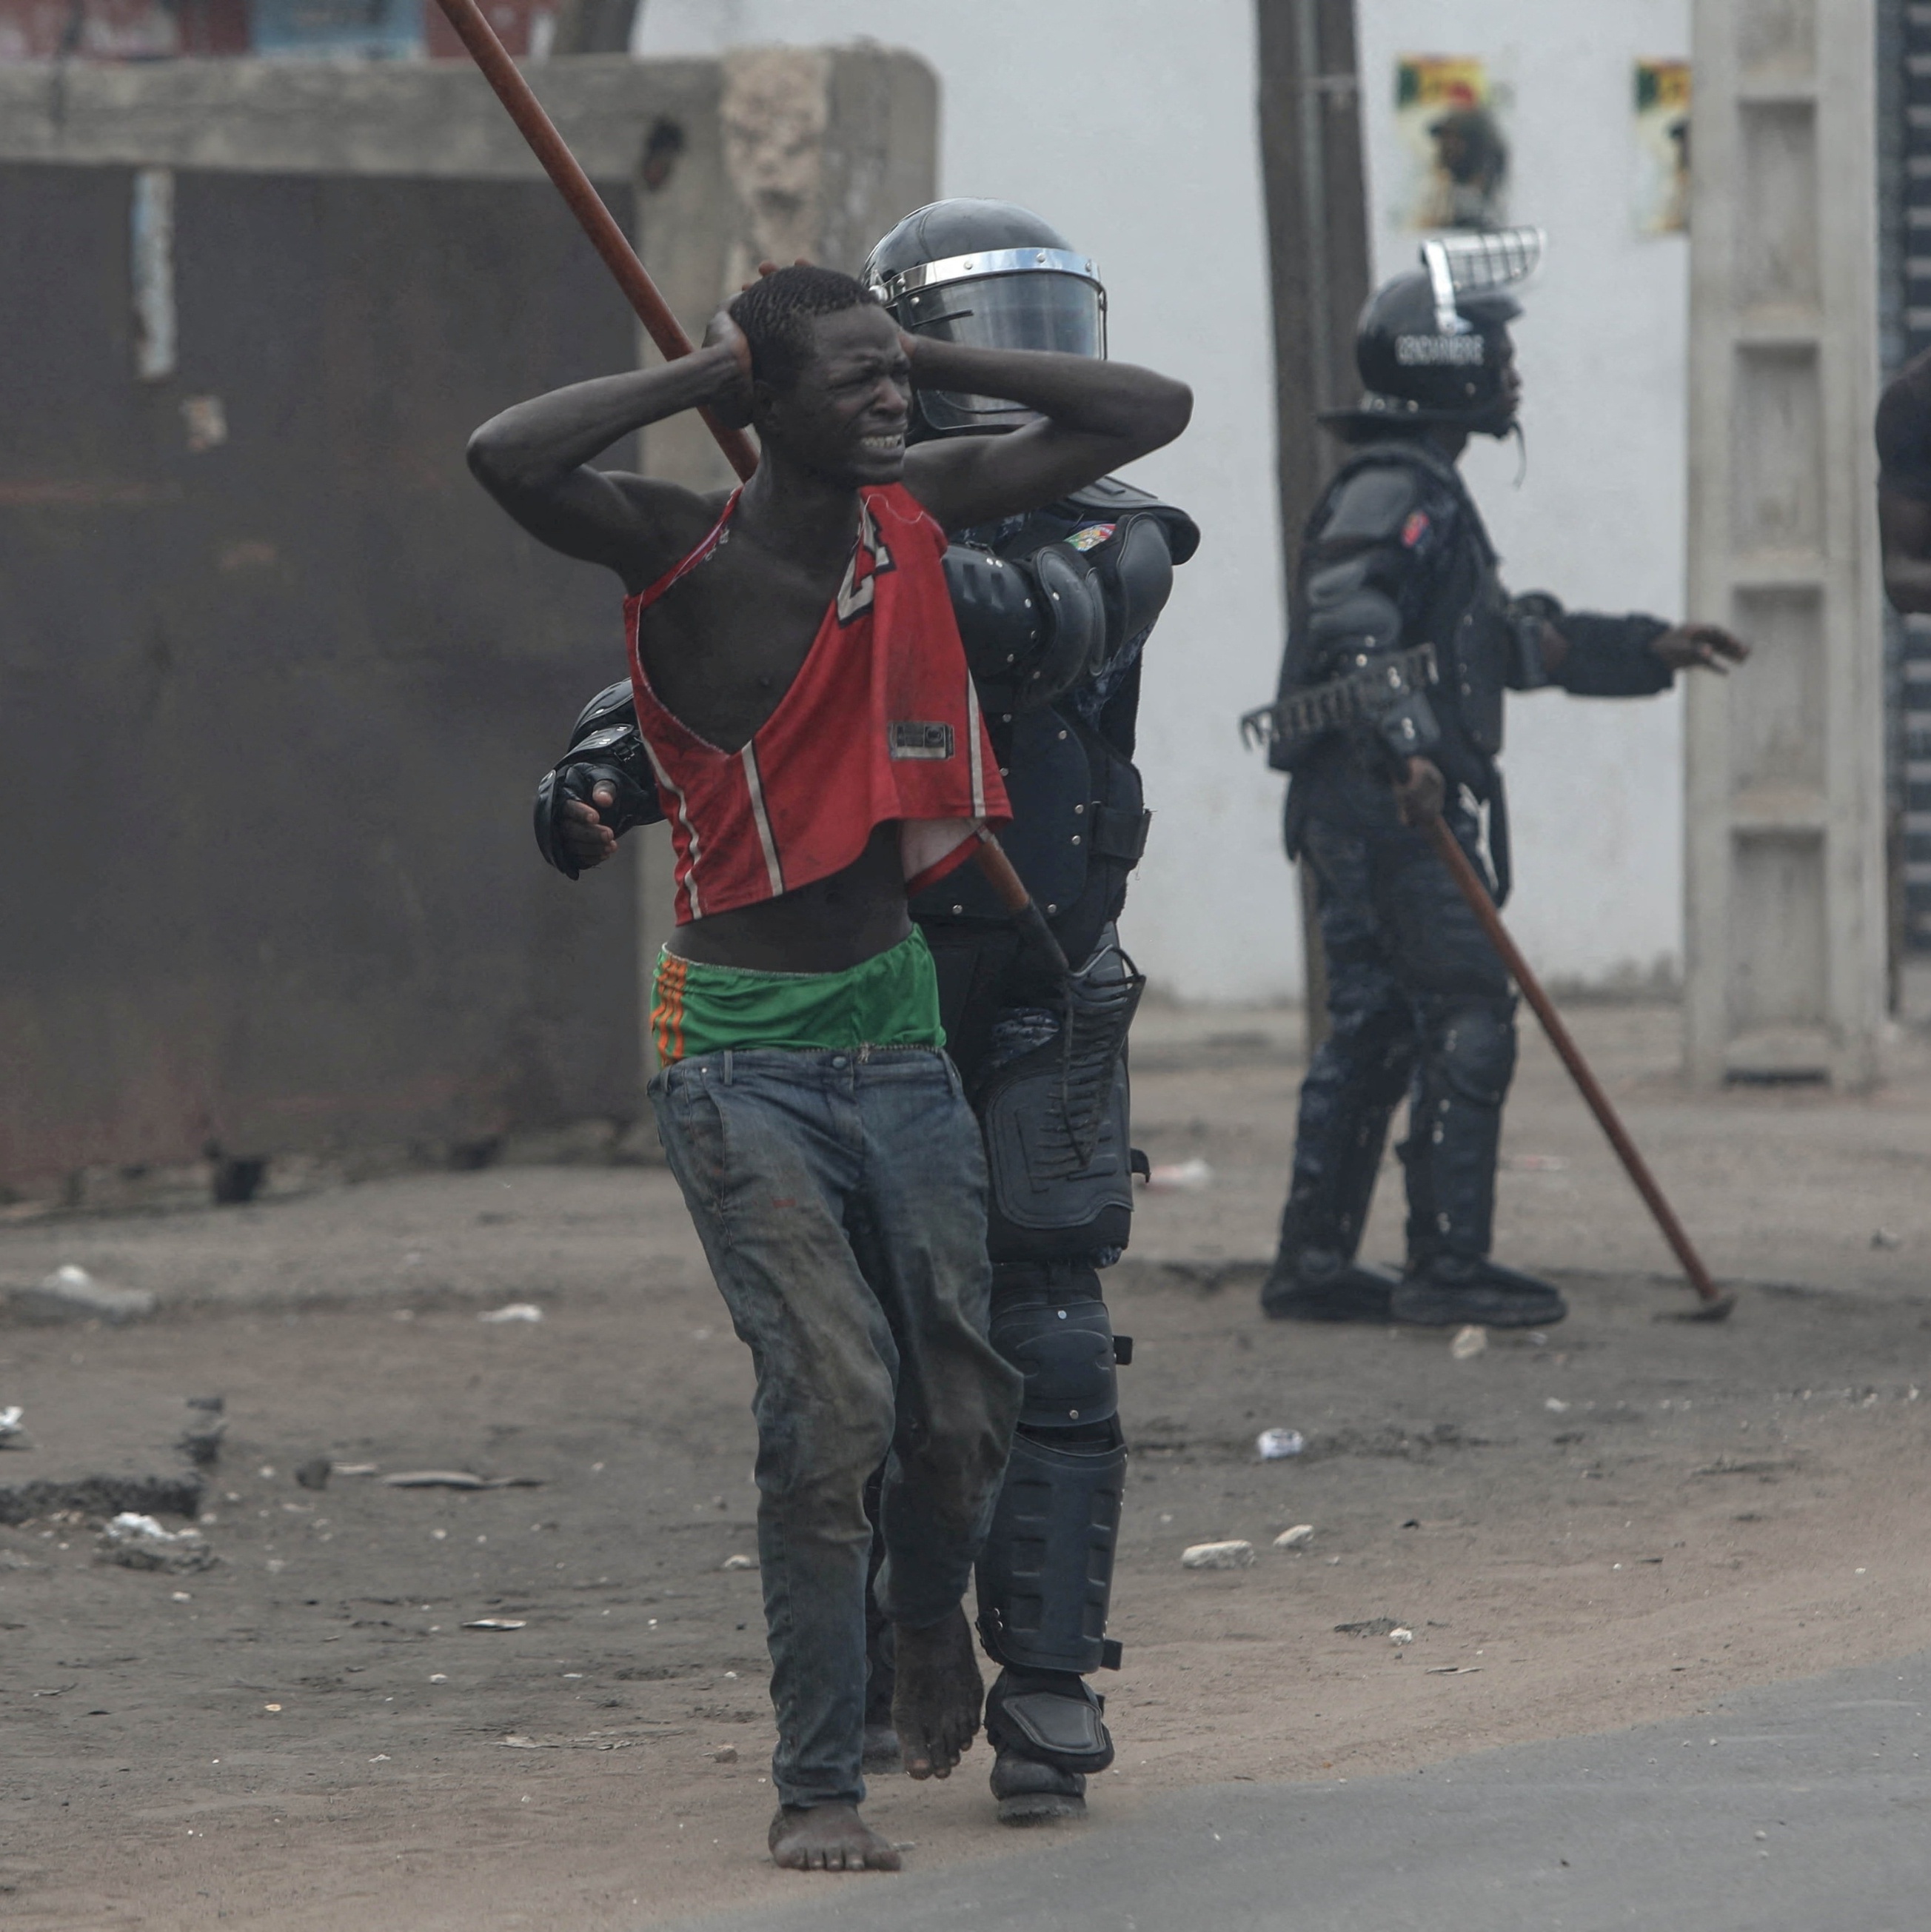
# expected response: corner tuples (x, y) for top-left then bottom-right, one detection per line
(863, 198), (1106, 437)
(1325, 226), (1545, 441)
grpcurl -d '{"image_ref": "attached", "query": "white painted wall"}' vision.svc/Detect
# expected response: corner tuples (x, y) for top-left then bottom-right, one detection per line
(1356, 0), (1694, 994)
(638, 0), (1695, 1002)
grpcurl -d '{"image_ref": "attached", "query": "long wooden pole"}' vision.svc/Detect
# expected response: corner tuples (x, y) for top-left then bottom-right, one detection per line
(430, 0), (758, 481)
(1420, 814), (1733, 1316)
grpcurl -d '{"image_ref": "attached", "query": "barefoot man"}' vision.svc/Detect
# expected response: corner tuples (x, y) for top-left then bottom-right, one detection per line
(467, 267), (1190, 1871)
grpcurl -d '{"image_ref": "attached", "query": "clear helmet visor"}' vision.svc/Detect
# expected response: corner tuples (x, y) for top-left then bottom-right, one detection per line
(897, 270), (1107, 432)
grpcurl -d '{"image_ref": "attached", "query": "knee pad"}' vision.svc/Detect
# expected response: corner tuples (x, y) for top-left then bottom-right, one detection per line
(991, 1287), (1120, 1431)
(1428, 1000), (1516, 1109)
(975, 1426), (1126, 1677)
(980, 1052), (1134, 1262)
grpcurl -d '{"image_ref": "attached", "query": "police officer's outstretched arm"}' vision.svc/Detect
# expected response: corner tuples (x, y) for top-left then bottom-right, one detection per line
(1522, 603), (1748, 692)
(901, 337), (1191, 534)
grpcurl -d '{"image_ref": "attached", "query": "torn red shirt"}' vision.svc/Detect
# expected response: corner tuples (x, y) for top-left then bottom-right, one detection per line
(626, 483), (1011, 925)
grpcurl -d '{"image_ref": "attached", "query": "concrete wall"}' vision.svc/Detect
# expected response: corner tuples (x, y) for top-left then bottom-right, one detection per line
(0, 52), (935, 1197)
(642, 0), (1701, 1002)
(1356, 0), (1695, 995)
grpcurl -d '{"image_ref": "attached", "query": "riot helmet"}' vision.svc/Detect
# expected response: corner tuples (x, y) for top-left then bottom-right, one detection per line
(863, 198), (1106, 436)
(1327, 227), (1544, 441)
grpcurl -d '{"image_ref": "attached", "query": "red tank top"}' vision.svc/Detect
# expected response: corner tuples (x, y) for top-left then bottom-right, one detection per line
(626, 482), (1011, 925)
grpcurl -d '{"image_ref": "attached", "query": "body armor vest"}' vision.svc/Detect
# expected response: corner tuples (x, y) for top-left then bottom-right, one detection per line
(1285, 438), (1518, 798)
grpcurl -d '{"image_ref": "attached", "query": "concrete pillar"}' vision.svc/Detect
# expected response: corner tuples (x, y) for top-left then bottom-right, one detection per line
(1683, 0), (1888, 1086)
(1254, 0), (1373, 1054)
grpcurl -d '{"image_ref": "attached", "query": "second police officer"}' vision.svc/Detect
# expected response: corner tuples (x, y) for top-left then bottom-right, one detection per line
(533, 201), (1197, 1826)
(1245, 233), (1747, 1334)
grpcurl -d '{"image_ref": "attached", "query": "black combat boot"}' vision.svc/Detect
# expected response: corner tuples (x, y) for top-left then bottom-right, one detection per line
(1259, 1088), (1402, 1323)
(985, 1668), (1111, 1823)
(1259, 1243), (1399, 1322)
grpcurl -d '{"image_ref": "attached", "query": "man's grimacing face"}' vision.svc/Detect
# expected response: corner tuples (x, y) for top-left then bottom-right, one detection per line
(754, 303), (913, 486)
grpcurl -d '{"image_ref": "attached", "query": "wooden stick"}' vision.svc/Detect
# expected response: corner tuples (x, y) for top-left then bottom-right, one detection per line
(1419, 812), (1732, 1315)
(973, 829), (1071, 977)
(429, 0), (758, 481)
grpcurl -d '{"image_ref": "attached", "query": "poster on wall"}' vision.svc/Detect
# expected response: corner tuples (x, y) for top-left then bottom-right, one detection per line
(1393, 56), (1510, 231)
(1633, 59), (1692, 235)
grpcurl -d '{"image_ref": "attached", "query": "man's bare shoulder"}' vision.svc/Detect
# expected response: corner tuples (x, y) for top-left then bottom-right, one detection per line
(603, 474), (739, 585)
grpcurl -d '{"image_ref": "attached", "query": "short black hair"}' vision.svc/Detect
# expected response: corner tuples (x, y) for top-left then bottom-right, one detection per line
(727, 265), (877, 392)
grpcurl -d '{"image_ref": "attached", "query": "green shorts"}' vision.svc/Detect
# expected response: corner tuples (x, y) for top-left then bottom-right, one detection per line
(649, 926), (946, 1065)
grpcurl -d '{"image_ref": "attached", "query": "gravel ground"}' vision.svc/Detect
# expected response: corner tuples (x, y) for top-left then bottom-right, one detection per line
(2, 1000), (1928, 1927)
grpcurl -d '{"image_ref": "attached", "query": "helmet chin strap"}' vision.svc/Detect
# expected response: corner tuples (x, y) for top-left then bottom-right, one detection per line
(1507, 418), (1527, 486)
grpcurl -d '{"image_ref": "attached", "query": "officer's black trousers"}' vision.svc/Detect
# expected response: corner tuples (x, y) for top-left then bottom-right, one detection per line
(1284, 761), (1518, 1271)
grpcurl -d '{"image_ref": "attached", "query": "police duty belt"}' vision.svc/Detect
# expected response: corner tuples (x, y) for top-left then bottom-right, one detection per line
(1249, 641), (1439, 750)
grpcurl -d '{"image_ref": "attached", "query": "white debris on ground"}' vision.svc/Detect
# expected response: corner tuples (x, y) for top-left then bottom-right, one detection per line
(1256, 1428), (1305, 1460)
(13, 1265), (155, 1324)
(1181, 1540), (1255, 1571)
(479, 1303), (544, 1323)
(1450, 1325), (1487, 1360)
(1143, 1157), (1214, 1193)
(98, 1512), (214, 1574)
(1390, 1626), (1415, 1645)
(1274, 1524), (1315, 1551)
(720, 1554), (757, 1571)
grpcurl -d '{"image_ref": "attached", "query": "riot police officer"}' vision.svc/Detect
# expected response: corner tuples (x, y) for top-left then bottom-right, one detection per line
(1245, 232), (1744, 1331)
(535, 201), (1197, 1825)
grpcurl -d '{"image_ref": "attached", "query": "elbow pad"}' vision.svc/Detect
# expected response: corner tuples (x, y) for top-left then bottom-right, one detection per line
(945, 540), (1109, 712)
(1306, 565), (1441, 762)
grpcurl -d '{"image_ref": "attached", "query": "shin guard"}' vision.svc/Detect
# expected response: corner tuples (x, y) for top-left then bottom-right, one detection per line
(975, 1425), (1126, 1678)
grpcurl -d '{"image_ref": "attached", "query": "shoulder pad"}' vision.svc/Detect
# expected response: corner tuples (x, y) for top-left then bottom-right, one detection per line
(569, 678), (637, 750)
(1062, 475), (1200, 566)
(1317, 462), (1430, 546)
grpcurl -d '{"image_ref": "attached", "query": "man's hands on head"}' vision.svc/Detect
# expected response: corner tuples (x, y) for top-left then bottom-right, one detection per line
(1395, 755), (1446, 826)
(701, 308), (757, 432)
(1651, 622), (1750, 674)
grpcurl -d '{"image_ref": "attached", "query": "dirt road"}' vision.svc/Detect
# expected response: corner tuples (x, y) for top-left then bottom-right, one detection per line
(3, 1004), (1928, 1928)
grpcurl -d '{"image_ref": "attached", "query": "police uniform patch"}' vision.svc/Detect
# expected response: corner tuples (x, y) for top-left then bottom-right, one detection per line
(1401, 509), (1430, 549)
(1064, 522), (1117, 552)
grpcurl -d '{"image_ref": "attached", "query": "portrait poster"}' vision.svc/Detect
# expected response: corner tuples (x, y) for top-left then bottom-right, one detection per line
(1393, 56), (1510, 232)
(1633, 59), (1691, 234)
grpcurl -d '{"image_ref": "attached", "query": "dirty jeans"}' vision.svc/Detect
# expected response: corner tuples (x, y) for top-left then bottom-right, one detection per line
(648, 1046), (1023, 1811)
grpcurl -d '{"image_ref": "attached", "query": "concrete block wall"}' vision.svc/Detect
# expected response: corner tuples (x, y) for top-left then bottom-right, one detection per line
(0, 51), (935, 1198)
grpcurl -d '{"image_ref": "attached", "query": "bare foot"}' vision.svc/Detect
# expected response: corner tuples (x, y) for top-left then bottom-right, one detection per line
(768, 1803), (901, 1872)
(891, 1606), (983, 1779)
